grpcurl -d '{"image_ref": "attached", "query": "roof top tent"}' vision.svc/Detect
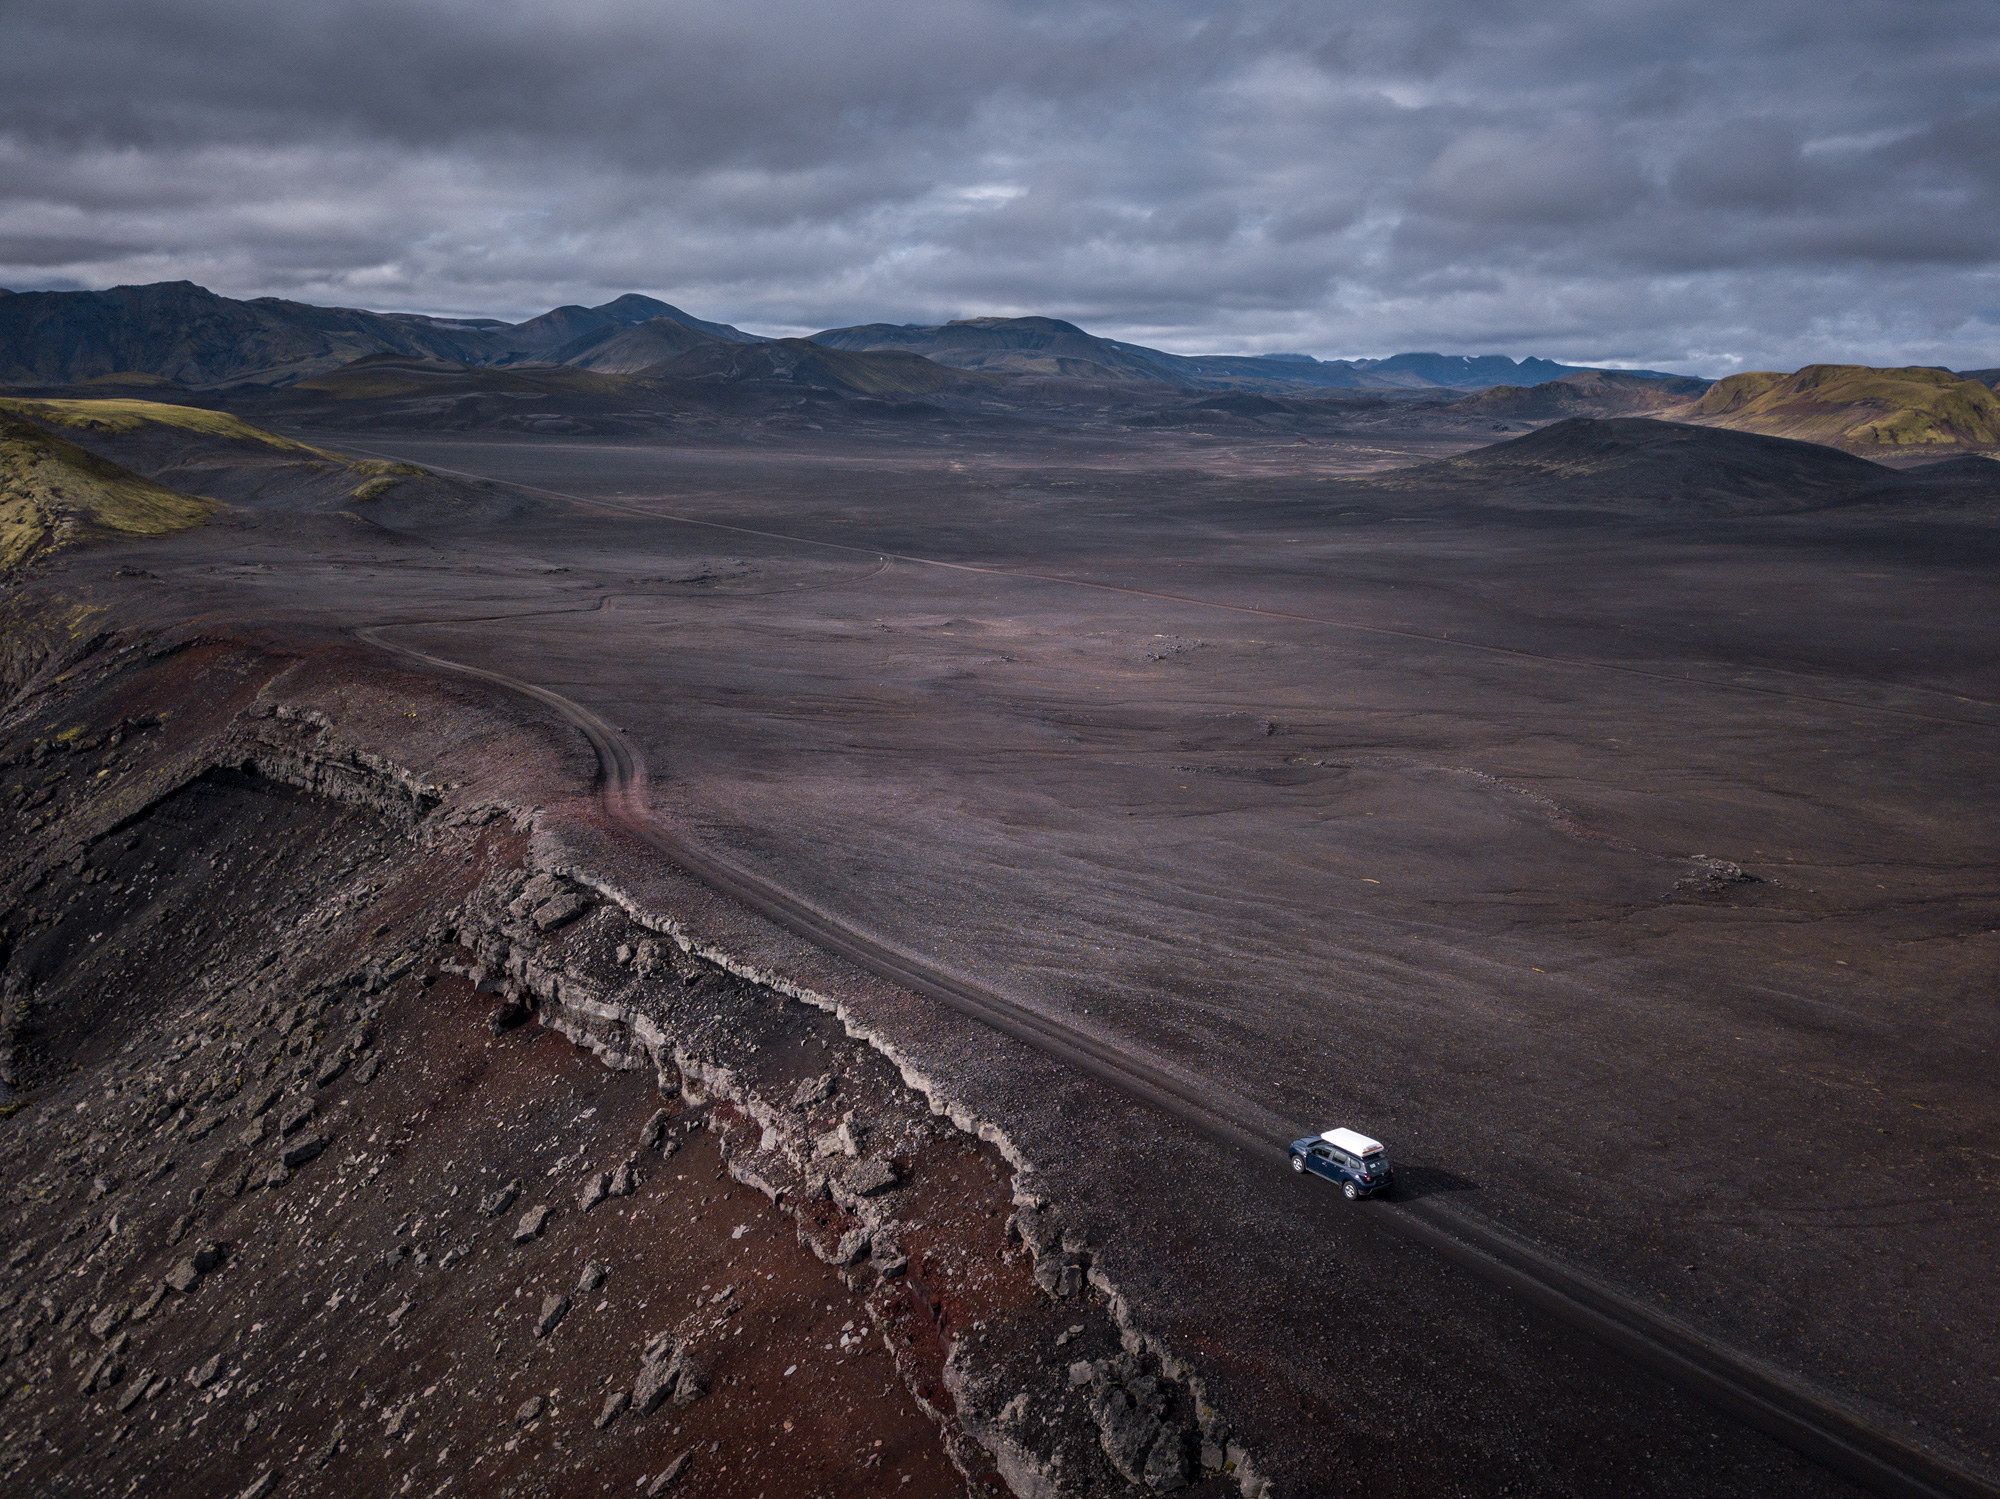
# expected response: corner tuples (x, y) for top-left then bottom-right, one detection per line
(1322, 1128), (1386, 1158)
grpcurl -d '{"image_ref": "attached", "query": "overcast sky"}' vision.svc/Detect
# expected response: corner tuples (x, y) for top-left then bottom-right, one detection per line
(3, 0), (1997, 374)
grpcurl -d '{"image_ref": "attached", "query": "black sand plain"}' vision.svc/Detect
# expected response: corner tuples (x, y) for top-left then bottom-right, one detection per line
(20, 406), (2000, 1497)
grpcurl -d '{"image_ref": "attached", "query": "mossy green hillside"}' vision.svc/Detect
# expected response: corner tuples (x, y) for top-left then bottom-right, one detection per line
(1690, 365), (2000, 448)
(0, 413), (218, 570)
(0, 396), (330, 454)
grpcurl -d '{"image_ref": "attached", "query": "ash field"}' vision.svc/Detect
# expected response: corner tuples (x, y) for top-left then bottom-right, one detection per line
(1, 347), (1997, 1499)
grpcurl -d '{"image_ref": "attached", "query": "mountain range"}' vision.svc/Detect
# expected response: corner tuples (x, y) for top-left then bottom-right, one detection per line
(0, 281), (1691, 394)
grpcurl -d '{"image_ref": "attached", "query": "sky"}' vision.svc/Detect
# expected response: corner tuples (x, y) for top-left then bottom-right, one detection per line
(2, 0), (1997, 375)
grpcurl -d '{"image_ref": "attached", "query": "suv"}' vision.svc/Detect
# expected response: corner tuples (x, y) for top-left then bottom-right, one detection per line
(1289, 1127), (1392, 1199)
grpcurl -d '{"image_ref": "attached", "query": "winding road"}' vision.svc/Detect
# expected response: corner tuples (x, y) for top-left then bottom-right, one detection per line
(357, 616), (1995, 1499)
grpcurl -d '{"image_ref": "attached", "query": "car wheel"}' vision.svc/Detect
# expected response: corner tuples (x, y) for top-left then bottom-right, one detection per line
(1290, 1154), (1305, 1173)
(1343, 1181), (1358, 1200)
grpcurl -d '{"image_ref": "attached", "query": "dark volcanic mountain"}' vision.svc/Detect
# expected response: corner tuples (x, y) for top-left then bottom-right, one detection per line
(545, 317), (727, 373)
(809, 317), (1692, 393)
(810, 317), (1174, 382)
(648, 338), (983, 395)
(0, 282), (507, 387)
(2, 280), (1703, 397)
(505, 294), (760, 353)
(0, 283), (763, 387)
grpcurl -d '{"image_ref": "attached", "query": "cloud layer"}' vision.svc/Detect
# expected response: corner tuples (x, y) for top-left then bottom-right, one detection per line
(3, 0), (1997, 372)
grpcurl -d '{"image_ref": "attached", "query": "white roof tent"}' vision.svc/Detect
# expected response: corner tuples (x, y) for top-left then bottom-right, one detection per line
(1321, 1128), (1386, 1158)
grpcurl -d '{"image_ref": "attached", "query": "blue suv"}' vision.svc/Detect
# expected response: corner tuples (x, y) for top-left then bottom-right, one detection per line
(1289, 1127), (1392, 1200)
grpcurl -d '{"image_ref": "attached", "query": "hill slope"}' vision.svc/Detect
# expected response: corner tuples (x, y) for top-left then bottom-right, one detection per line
(1453, 370), (1712, 421)
(0, 410), (217, 568)
(1364, 417), (1906, 518)
(1683, 365), (2000, 451)
(0, 396), (446, 515)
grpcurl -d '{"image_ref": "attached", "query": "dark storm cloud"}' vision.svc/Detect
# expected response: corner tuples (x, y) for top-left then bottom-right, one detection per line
(2, 0), (1996, 371)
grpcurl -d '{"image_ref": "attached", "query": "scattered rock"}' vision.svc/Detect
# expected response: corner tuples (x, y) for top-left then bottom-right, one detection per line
(1143, 1422), (1191, 1491)
(646, 1452), (691, 1495)
(531, 892), (589, 931)
(534, 1293), (570, 1338)
(578, 1172), (609, 1212)
(238, 1469), (278, 1499)
(1035, 1256), (1084, 1299)
(508, 874), (562, 916)
(578, 1261), (607, 1293)
(513, 1205), (549, 1244)
(595, 1389), (629, 1429)
(479, 1179), (521, 1217)
(488, 1002), (528, 1034)
(639, 1109), (669, 1149)
(814, 1118), (862, 1159)
(832, 1228), (871, 1266)
(843, 1158), (898, 1197)
(188, 1353), (222, 1388)
(513, 1395), (544, 1426)
(80, 1352), (124, 1395)
(1677, 855), (1759, 896)
(313, 1052), (347, 1088)
(608, 1158), (636, 1197)
(1086, 1357), (1191, 1492)
(353, 1054), (382, 1085)
(281, 1134), (326, 1169)
(633, 1337), (705, 1415)
(88, 1305), (125, 1341)
(790, 1073), (836, 1109)
(277, 1099), (314, 1136)
(308, 1422), (345, 1470)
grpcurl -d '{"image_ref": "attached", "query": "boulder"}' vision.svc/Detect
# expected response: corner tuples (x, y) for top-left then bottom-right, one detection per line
(281, 1134), (326, 1169)
(513, 1205), (549, 1244)
(480, 1180), (521, 1218)
(843, 1158), (898, 1197)
(534, 1293), (570, 1338)
(790, 1073), (836, 1109)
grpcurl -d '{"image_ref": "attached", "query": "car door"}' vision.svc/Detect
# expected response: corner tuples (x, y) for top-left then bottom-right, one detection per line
(1306, 1145), (1338, 1182)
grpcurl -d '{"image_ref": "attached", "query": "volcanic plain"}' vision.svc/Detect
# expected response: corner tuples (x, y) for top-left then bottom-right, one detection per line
(1, 391), (1996, 1499)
